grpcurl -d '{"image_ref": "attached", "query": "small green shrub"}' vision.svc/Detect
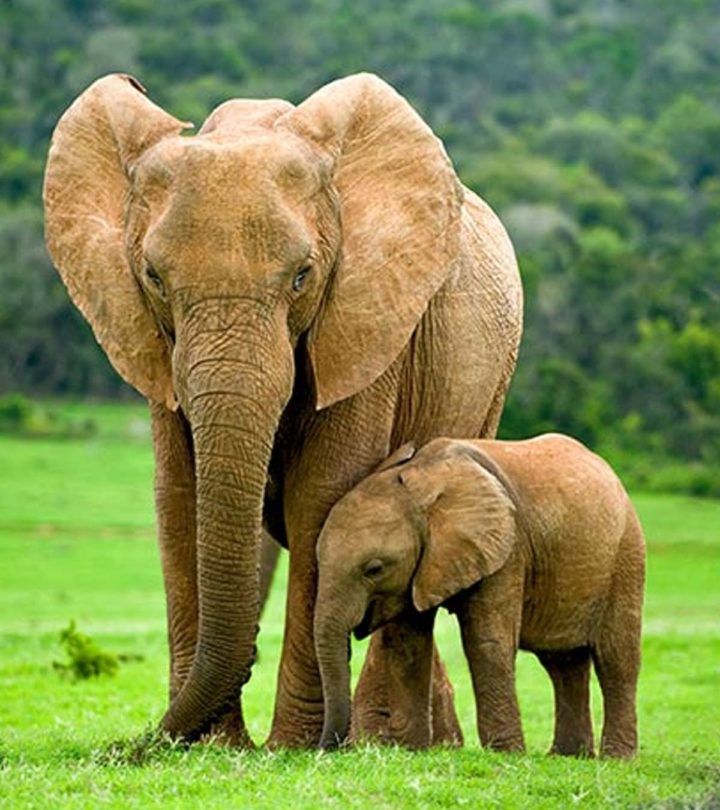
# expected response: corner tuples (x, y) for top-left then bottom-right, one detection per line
(53, 621), (119, 680)
(0, 394), (96, 439)
(644, 462), (720, 498)
(0, 392), (33, 433)
(595, 442), (720, 499)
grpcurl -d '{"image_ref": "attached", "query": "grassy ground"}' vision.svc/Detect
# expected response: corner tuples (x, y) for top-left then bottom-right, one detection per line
(0, 402), (718, 808)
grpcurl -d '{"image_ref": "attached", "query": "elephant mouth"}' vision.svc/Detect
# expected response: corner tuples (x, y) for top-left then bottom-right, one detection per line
(353, 602), (377, 640)
(353, 596), (416, 640)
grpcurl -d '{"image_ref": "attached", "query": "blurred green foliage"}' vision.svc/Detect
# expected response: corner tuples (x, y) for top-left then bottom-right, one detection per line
(53, 621), (120, 680)
(52, 620), (144, 680)
(0, 392), (96, 437)
(1, 0), (719, 467)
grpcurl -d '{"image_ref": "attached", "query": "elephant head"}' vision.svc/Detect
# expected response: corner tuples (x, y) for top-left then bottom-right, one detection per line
(314, 439), (517, 748)
(43, 73), (464, 739)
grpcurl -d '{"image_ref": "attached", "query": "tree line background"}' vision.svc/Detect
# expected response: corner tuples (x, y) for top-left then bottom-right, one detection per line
(1, 0), (719, 491)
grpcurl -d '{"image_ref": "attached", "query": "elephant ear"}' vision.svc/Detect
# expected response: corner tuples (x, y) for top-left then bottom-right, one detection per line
(199, 98), (294, 136)
(277, 73), (463, 410)
(401, 444), (517, 611)
(43, 74), (190, 408)
(373, 442), (416, 473)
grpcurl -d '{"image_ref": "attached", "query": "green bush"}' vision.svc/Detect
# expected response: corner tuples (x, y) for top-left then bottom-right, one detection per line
(53, 622), (120, 680)
(0, 394), (96, 439)
(0, 393), (33, 433)
(597, 446), (720, 499)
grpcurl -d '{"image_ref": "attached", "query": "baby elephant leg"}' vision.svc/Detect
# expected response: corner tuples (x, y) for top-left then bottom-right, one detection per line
(592, 519), (644, 759)
(457, 587), (524, 752)
(351, 611), (462, 748)
(592, 638), (640, 758)
(537, 648), (594, 756)
(463, 632), (523, 751)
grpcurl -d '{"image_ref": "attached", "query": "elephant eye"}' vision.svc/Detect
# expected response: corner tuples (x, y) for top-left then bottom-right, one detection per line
(292, 265), (311, 292)
(146, 265), (166, 297)
(363, 559), (384, 579)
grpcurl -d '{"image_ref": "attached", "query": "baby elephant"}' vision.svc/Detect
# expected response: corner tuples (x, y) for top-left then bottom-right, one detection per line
(315, 435), (645, 757)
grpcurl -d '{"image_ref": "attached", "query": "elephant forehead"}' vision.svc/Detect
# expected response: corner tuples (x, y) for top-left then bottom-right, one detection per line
(139, 131), (322, 196)
(322, 490), (410, 550)
(136, 135), (319, 274)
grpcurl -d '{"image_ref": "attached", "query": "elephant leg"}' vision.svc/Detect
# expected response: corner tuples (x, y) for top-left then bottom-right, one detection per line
(151, 403), (199, 702)
(351, 616), (439, 749)
(151, 403), (251, 747)
(592, 526), (643, 759)
(455, 566), (524, 752)
(592, 639), (640, 759)
(351, 626), (463, 747)
(465, 637), (523, 752)
(537, 648), (594, 756)
(349, 370), (516, 747)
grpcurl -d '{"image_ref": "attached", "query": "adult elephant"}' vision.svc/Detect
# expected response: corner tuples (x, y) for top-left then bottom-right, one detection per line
(43, 72), (522, 747)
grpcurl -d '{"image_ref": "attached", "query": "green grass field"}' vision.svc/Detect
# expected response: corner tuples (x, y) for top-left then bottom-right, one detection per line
(0, 402), (718, 808)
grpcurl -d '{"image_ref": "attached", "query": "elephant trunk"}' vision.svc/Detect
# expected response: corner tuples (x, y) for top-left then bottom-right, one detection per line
(314, 585), (366, 749)
(161, 316), (293, 740)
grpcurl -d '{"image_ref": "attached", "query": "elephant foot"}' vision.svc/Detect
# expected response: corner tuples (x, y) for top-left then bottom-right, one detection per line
(350, 700), (461, 750)
(266, 724), (322, 750)
(200, 703), (255, 748)
(266, 698), (324, 749)
(350, 709), (431, 749)
(350, 664), (432, 749)
(351, 632), (463, 748)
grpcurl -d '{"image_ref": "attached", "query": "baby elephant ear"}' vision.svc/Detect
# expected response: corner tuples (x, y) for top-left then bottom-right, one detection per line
(403, 451), (516, 612)
(373, 442), (416, 473)
(277, 73), (463, 410)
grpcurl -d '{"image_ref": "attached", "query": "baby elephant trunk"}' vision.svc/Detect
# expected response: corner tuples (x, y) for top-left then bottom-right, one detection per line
(314, 604), (358, 749)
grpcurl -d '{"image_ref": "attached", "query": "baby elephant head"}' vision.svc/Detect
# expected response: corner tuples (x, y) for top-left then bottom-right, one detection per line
(314, 439), (517, 748)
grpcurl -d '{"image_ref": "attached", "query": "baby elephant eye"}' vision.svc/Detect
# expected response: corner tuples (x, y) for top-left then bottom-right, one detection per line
(146, 266), (165, 296)
(363, 559), (384, 578)
(292, 265), (311, 292)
